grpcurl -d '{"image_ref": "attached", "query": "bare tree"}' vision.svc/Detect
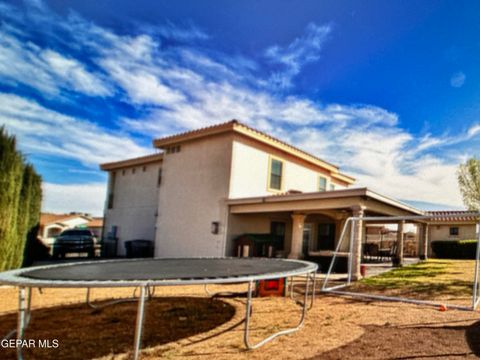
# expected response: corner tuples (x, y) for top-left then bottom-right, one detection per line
(458, 158), (480, 211)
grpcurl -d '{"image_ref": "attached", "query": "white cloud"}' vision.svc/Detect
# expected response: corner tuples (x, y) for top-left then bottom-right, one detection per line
(42, 182), (106, 216)
(0, 93), (151, 166)
(0, 32), (111, 97)
(468, 124), (480, 138)
(450, 71), (466, 88)
(265, 23), (331, 89)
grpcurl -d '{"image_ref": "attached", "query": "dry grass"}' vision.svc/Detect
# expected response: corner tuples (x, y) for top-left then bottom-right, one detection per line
(0, 275), (479, 359)
(350, 259), (477, 306)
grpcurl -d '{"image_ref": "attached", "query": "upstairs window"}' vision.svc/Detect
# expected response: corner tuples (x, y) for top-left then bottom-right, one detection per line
(269, 158), (283, 191)
(318, 176), (327, 192)
(107, 193), (114, 209)
(157, 168), (163, 187)
(107, 172), (116, 209)
(330, 184), (335, 191)
(449, 227), (459, 236)
(166, 145), (181, 154)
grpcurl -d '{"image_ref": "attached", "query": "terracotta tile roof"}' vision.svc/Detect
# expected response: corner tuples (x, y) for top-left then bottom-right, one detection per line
(40, 213), (83, 226)
(425, 211), (480, 222)
(152, 120), (355, 184)
(100, 153), (163, 171)
(40, 213), (103, 227)
(87, 217), (103, 228)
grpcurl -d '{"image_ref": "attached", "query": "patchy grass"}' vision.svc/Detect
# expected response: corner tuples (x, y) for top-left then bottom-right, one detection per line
(350, 259), (476, 305)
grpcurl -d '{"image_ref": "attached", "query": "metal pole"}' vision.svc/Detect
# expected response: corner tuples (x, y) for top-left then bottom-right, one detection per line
(133, 286), (147, 360)
(327, 289), (473, 312)
(472, 222), (480, 310)
(308, 271), (316, 310)
(290, 276), (295, 299)
(244, 280), (254, 347)
(17, 287), (26, 360)
(244, 276), (310, 350)
(322, 218), (352, 290)
(347, 219), (355, 285)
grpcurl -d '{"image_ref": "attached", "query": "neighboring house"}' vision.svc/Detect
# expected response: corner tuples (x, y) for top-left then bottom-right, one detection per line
(39, 213), (103, 246)
(425, 211), (478, 256)
(101, 119), (435, 278)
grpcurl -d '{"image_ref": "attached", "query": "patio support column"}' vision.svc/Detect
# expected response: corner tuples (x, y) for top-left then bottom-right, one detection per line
(350, 205), (365, 281)
(419, 224), (429, 260)
(288, 213), (306, 259)
(395, 220), (405, 267)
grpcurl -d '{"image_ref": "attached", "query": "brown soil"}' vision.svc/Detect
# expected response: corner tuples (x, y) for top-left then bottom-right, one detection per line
(314, 320), (480, 359)
(0, 284), (479, 359)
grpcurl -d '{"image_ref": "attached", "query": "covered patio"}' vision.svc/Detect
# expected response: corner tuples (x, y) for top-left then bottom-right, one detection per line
(227, 188), (425, 279)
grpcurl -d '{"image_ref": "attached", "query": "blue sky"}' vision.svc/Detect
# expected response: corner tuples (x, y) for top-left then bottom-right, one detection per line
(1, 0), (479, 215)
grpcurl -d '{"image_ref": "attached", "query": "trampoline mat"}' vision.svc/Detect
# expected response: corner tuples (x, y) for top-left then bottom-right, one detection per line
(21, 258), (312, 282)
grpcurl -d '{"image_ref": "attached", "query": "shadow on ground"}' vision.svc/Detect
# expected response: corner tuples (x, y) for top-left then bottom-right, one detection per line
(0, 296), (235, 360)
(310, 319), (480, 359)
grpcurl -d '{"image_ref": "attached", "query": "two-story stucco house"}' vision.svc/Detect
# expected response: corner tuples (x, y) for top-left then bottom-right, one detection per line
(102, 120), (444, 278)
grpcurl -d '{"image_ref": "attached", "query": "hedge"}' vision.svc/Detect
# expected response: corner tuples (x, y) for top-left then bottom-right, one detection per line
(431, 240), (478, 259)
(0, 127), (42, 271)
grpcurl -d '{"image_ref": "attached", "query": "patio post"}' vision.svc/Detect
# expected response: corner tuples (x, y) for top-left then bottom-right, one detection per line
(420, 224), (429, 260)
(288, 213), (306, 259)
(395, 220), (405, 266)
(350, 205), (365, 281)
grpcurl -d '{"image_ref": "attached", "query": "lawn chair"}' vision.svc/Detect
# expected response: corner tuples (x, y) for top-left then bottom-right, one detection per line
(363, 243), (380, 262)
(378, 243), (397, 262)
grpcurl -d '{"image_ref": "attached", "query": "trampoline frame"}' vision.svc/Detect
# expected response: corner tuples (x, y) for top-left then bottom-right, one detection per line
(0, 257), (317, 360)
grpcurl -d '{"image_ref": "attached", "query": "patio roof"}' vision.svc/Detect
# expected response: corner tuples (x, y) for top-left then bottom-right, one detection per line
(227, 187), (423, 217)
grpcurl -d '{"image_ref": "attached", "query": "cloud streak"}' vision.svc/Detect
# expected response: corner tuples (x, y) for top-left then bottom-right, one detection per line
(450, 71), (466, 88)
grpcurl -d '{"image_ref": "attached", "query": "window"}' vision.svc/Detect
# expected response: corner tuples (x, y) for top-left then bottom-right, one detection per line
(107, 193), (114, 209)
(132, 167), (136, 174)
(271, 221), (286, 250)
(157, 168), (162, 187)
(450, 227), (459, 236)
(166, 145), (181, 154)
(317, 223), (336, 250)
(107, 172), (116, 209)
(269, 158), (283, 191)
(318, 176), (327, 192)
(330, 184), (335, 191)
(143, 166), (147, 172)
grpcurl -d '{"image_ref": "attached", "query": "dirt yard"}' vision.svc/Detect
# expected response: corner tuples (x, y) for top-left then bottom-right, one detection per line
(0, 281), (479, 359)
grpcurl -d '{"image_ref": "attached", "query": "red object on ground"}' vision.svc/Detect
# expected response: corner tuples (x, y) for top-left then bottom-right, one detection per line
(360, 264), (367, 277)
(439, 304), (448, 312)
(256, 278), (286, 297)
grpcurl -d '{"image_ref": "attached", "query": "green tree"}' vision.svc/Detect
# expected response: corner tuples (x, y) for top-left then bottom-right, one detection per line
(458, 158), (480, 211)
(0, 127), (42, 271)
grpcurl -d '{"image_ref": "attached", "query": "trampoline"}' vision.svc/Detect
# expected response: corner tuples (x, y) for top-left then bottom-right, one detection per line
(0, 257), (318, 359)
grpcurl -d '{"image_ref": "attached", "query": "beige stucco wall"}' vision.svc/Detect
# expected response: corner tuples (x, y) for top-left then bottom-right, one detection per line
(155, 134), (233, 257)
(429, 224), (477, 242)
(228, 139), (345, 199)
(103, 162), (161, 255)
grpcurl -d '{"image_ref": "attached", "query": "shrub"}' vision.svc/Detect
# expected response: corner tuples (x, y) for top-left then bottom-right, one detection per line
(431, 240), (478, 259)
(0, 127), (42, 271)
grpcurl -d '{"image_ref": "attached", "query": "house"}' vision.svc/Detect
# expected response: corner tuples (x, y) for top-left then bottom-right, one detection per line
(424, 211), (478, 256)
(39, 213), (103, 246)
(101, 120), (444, 278)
